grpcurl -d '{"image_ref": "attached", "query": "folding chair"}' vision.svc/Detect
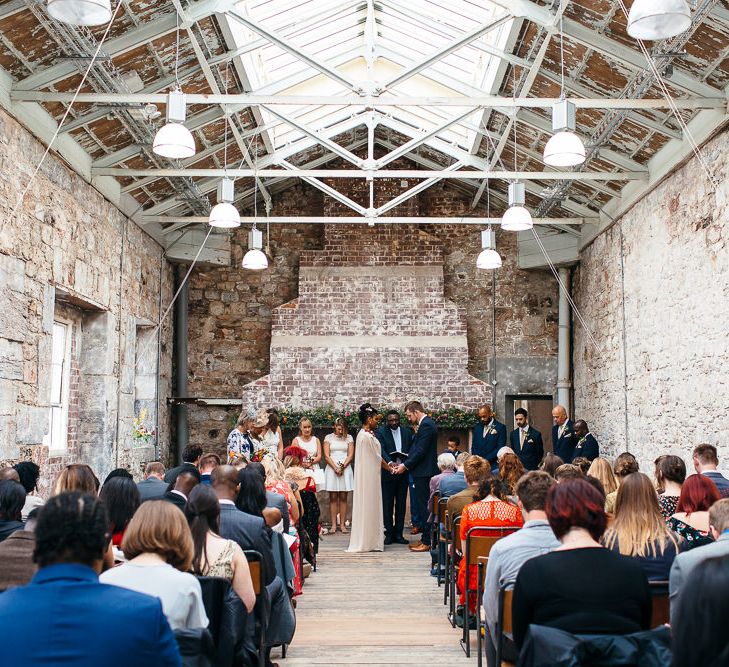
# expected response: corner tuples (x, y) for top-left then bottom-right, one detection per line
(649, 580), (670, 628)
(244, 550), (266, 667)
(495, 582), (516, 667)
(460, 527), (518, 657)
(476, 556), (489, 667)
(436, 497), (449, 587)
(447, 515), (462, 627)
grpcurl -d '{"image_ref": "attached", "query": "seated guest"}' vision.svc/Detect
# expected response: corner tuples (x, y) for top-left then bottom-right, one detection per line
(0, 467), (19, 481)
(538, 452), (564, 477)
(654, 454), (686, 520)
(284, 445), (321, 557)
(101, 500), (208, 631)
(572, 420), (599, 461)
(445, 435), (464, 459)
(512, 478), (651, 649)
(587, 457), (618, 496)
(185, 484), (255, 613)
(510, 408), (544, 471)
(103, 468), (133, 484)
(446, 455), (490, 521)
(457, 478), (523, 621)
(439, 452), (468, 498)
(428, 453), (456, 521)
(237, 466), (282, 529)
(53, 463), (99, 496)
(99, 476), (140, 549)
(498, 452), (525, 495)
(605, 453), (639, 514)
(0, 492), (180, 666)
(0, 480), (26, 543)
(670, 498), (729, 618)
(137, 461), (167, 501)
(14, 461), (44, 520)
(603, 472), (683, 580)
(263, 457), (300, 527)
(671, 555), (729, 667)
(0, 507), (39, 590)
(247, 462), (290, 533)
(199, 453), (220, 486)
(164, 444), (203, 485)
(571, 457), (591, 475)
(163, 470), (199, 512)
(554, 464), (583, 483)
(692, 444), (729, 496)
(668, 473), (721, 550)
(483, 472), (560, 666)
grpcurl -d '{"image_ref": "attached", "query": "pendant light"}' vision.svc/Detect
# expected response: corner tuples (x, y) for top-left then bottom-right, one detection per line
(209, 178), (240, 228)
(152, 89), (196, 159)
(476, 228), (502, 269)
(544, 3), (586, 167)
(46, 0), (111, 26)
(501, 182), (533, 232)
(242, 226), (268, 270)
(543, 99), (586, 167)
(627, 0), (691, 40)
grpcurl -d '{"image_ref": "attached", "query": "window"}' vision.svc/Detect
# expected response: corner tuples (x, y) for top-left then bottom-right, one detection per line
(45, 320), (72, 452)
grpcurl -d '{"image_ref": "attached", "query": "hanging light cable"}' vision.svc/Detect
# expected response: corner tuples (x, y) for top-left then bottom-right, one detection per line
(627, 0), (691, 40)
(543, 1), (586, 167)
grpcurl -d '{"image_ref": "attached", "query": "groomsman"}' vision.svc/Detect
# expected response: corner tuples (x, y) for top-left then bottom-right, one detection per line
(471, 404), (507, 471)
(572, 420), (599, 461)
(376, 410), (413, 545)
(551, 405), (576, 463)
(510, 408), (544, 471)
(394, 401), (438, 553)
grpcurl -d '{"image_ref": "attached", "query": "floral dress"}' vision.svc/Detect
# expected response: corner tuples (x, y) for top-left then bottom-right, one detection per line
(458, 498), (523, 612)
(667, 516), (713, 550)
(658, 495), (679, 521)
(267, 479), (303, 596)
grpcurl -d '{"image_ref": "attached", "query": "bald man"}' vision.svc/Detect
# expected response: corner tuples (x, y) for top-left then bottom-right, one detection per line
(0, 468), (20, 483)
(551, 405), (575, 463)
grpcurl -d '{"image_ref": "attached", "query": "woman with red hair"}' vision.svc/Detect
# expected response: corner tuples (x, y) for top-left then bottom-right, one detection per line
(512, 478), (651, 649)
(668, 473), (720, 550)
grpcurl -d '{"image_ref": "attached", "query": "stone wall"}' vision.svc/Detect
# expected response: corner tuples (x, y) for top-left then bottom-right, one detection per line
(0, 107), (174, 494)
(573, 128), (729, 471)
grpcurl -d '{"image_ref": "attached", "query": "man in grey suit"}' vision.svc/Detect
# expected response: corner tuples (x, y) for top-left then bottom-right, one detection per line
(670, 498), (729, 617)
(136, 462), (168, 502)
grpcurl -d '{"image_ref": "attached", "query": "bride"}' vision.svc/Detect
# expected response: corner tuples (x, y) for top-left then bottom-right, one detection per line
(346, 403), (390, 553)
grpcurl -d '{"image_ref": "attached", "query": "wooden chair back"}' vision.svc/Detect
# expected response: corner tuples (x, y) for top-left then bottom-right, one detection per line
(465, 526), (517, 565)
(243, 550), (265, 667)
(248, 559), (262, 596)
(649, 580), (670, 627)
(437, 497), (448, 528)
(501, 588), (513, 635)
(452, 515), (463, 554)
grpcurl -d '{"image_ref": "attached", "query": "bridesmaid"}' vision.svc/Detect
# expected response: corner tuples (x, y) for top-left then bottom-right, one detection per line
(292, 418), (322, 469)
(323, 417), (354, 533)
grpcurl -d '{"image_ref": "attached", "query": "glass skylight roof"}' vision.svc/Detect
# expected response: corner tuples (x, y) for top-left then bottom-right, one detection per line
(223, 0), (514, 155)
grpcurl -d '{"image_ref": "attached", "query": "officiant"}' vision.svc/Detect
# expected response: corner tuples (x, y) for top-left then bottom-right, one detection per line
(376, 410), (413, 545)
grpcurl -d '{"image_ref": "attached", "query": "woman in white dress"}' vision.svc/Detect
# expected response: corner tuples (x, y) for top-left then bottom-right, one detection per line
(256, 409), (283, 460)
(347, 403), (388, 553)
(292, 417), (324, 488)
(323, 417), (354, 533)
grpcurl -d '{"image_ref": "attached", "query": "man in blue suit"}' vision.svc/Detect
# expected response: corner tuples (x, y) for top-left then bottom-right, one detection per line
(572, 420), (599, 461)
(376, 410), (413, 545)
(394, 400), (439, 552)
(510, 407), (544, 471)
(0, 492), (180, 667)
(471, 404), (507, 471)
(551, 404), (576, 463)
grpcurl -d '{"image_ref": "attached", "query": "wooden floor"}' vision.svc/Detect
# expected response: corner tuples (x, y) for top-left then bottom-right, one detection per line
(276, 531), (474, 666)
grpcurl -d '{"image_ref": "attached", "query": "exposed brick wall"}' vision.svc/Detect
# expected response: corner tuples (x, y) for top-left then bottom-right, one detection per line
(0, 107), (174, 493)
(573, 128), (729, 471)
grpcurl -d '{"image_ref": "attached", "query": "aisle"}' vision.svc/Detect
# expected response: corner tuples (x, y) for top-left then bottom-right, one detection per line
(278, 531), (473, 666)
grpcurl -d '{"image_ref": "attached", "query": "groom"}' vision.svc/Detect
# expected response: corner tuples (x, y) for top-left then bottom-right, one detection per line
(376, 410), (413, 545)
(393, 400), (438, 553)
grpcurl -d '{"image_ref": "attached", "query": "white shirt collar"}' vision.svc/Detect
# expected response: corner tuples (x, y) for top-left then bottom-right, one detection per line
(171, 489), (187, 500)
(418, 413), (426, 425)
(219, 499), (236, 506)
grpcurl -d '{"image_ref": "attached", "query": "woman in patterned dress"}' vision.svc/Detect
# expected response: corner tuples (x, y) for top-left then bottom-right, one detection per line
(457, 477), (523, 614)
(654, 454), (686, 521)
(668, 473), (720, 550)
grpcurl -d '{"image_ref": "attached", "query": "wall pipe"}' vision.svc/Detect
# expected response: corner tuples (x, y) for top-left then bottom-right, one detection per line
(172, 265), (189, 464)
(557, 267), (572, 414)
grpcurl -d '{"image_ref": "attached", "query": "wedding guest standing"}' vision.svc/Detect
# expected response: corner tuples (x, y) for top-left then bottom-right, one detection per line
(263, 409), (284, 460)
(227, 414), (252, 464)
(377, 410), (413, 545)
(323, 418), (354, 534)
(251, 409), (278, 461)
(551, 404), (575, 463)
(471, 404), (507, 471)
(510, 408), (543, 471)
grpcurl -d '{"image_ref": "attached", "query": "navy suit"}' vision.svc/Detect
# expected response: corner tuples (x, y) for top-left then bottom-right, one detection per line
(376, 425), (413, 540)
(572, 433), (599, 461)
(404, 416), (439, 545)
(510, 427), (544, 471)
(0, 564), (180, 667)
(552, 419), (576, 463)
(472, 419), (507, 464)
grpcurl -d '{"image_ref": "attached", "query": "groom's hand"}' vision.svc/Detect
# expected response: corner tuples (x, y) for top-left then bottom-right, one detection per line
(394, 463), (407, 475)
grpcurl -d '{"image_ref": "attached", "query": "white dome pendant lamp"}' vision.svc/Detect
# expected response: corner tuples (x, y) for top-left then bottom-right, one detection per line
(209, 178), (241, 228)
(476, 228), (502, 269)
(47, 0), (111, 26)
(153, 89), (196, 159)
(627, 0), (691, 41)
(543, 99), (586, 167)
(501, 182), (533, 232)
(242, 226), (268, 270)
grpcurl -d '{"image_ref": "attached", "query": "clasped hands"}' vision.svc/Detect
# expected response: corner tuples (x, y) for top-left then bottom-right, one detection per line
(388, 462), (407, 475)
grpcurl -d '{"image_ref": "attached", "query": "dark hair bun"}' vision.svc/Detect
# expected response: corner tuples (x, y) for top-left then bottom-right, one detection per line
(358, 403), (377, 424)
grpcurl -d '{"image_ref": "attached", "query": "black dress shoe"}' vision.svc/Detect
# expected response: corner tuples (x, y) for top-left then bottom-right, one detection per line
(394, 537), (408, 544)
(384, 536), (393, 545)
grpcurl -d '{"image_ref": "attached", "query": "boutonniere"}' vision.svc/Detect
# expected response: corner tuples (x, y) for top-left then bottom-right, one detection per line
(576, 436), (587, 447)
(490, 428), (498, 435)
